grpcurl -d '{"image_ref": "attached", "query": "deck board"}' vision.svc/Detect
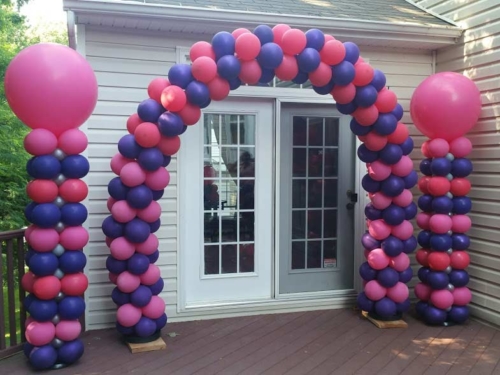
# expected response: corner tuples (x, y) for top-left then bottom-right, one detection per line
(1, 309), (499, 375)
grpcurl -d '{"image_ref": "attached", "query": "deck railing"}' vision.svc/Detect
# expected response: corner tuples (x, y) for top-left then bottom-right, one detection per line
(0, 228), (26, 359)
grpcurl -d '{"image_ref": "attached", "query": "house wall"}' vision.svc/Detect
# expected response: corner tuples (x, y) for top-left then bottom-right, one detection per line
(80, 25), (433, 330)
(414, 0), (500, 327)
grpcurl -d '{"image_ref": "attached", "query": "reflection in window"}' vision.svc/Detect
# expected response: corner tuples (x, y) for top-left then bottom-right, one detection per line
(203, 113), (256, 275)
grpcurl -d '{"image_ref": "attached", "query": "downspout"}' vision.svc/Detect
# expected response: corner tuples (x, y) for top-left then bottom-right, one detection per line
(432, 50), (437, 74)
(67, 10), (76, 50)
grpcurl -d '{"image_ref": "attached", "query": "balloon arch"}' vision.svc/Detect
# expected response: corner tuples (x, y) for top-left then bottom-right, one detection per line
(5, 23), (480, 371)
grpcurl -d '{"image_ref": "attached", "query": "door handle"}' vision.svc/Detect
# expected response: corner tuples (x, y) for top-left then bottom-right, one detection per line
(346, 190), (357, 210)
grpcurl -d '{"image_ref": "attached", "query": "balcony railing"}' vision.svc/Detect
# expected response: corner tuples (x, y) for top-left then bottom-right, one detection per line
(0, 228), (26, 359)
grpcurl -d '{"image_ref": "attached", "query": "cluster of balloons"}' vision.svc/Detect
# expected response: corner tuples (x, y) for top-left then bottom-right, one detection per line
(410, 72), (481, 325)
(4, 43), (98, 369)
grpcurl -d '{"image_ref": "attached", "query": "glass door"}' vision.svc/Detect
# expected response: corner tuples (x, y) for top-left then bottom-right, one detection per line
(180, 99), (273, 306)
(278, 104), (355, 295)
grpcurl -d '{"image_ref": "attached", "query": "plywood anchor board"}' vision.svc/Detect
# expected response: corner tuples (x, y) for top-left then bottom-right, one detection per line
(126, 337), (167, 353)
(362, 311), (408, 329)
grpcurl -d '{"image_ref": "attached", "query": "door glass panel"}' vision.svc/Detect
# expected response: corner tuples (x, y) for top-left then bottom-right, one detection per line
(290, 116), (340, 270)
(203, 113), (256, 275)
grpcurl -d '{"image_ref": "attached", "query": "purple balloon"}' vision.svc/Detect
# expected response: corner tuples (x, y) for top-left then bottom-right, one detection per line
(155, 313), (168, 331)
(362, 232), (380, 250)
(138, 148), (164, 171)
(149, 277), (164, 295)
(305, 28), (325, 51)
(403, 171), (418, 189)
(343, 42), (360, 64)
(415, 301), (428, 317)
(124, 218), (150, 243)
(336, 102), (357, 115)
(102, 216), (124, 239)
(391, 103), (404, 121)
(116, 322), (134, 335)
(292, 71), (308, 84)
(432, 196), (453, 214)
(259, 68), (275, 84)
(135, 317), (157, 337)
(185, 81), (210, 107)
(418, 267), (431, 283)
(418, 194), (433, 212)
(396, 299), (411, 313)
(420, 158), (432, 176)
(381, 175), (405, 197)
(357, 292), (374, 312)
(200, 98), (211, 109)
(228, 77), (242, 90)
(130, 285), (152, 307)
(217, 55), (241, 80)
(370, 69), (386, 91)
(431, 157), (452, 176)
(212, 31), (235, 60)
(312, 80), (335, 95)
(108, 177), (130, 201)
(111, 287), (130, 306)
(398, 267), (413, 283)
(374, 297), (397, 318)
(106, 255), (127, 274)
(350, 118), (372, 136)
(258, 42), (283, 69)
(297, 47), (321, 73)
(118, 134), (143, 159)
(400, 136), (414, 155)
(374, 113), (397, 136)
(453, 196), (472, 214)
(357, 144), (379, 163)
(449, 270), (469, 287)
(149, 219), (161, 233)
(168, 63), (193, 88)
(377, 268), (399, 288)
(417, 230), (432, 248)
(332, 61), (355, 85)
(430, 234), (452, 251)
(404, 202), (418, 220)
(451, 158), (473, 178)
(355, 85), (378, 107)
(365, 203), (382, 220)
(381, 236), (403, 257)
(127, 253), (150, 275)
(452, 234), (470, 250)
(148, 250), (160, 263)
(151, 189), (164, 201)
(448, 306), (469, 324)
(380, 144), (403, 165)
(359, 262), (378, 281)
(362, 174), (381, 193)
(29, 345), (57, 370)
(158, 112), (184, 137)
(427, 271), (449, 289)
(382, 204), (405, 226)
(127, 185), (153, 209)
(57, 339), (84, 365)
(424, 306), (447, 325)
(137, 99), (164, 123)
(28, 155), (61, 179)
(253, 25), (274, 45)
(162, 155), (172, 167)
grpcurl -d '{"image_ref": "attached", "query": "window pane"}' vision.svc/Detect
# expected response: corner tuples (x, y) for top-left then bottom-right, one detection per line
(219, 179), (238, 210)
(325, 118), (339, 146)
(307, 241), (322, 269)
(239, 212), (254, 242)
(308, 179), (323, 208)
(240, 116), (256, 145)
(291, 242), (306, 270)
(221, 212), (237, 242)
(220, 115), (238, 145)
(239, 244), (254, 273)
(204, 114), (220, 146)
(292, 180), (306, 208)
(292, 210), (306, 239)
(307, 210), (322, 239)
(308, 118), (323, 146)
(240, 148), (255, 178)
(293, 116), (307, 146)
(239, 181), (255, 211)
(324, 149), (338, 177)
(324, 240), (337, 268)
(324, 210), (338, 238)
(220, 147), (238, 178)
(204, 213), (219, 243)
(204, 245), (219, 275)
(293, 148), (306, 177)
(308, 149), (323, 177)
(324, 179), (338, 208)
(221, 245), (237, 274)
(204, 146), (222, 177)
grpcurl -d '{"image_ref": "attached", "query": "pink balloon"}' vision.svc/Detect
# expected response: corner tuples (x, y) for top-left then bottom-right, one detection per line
(239, 60), (262, 85)
(429, 214), (453, 234)
(390, 253), (410, 272)
(191, 56), (217, 83)
(142, 296), (166, 319)
(58, 129), (88, 155)
(452, 215), (472, 233)
(232, 28), (250, 39)
(272, 24), (291, 45)
(354, 105), (379, 126)
(117, 304), (142, 327)
(391, 156), (413, 177)
(430, 290), (454, 310)
(207, 76), (230, 101)
(161, 85), (187, 112)
(392, 189), (413, 207)
(369, 220), (391, 241)
(391, 220), (414, 240)
(421, 141), (432, 158)
(375, 88), (397, 113)
(55, 320), (81, 341)
(25, 316), (34, 328)
(110, 153), (132, 175)
(107, 197), (117, 212)
(177, 104), (201, 126)
(28, 228), (59, 252)
(59, 226), (89, 250)
(275, 55), (299, 81)
(189, 41), (215, 62)
(324, 34), (335, 42)
(24, 129), (58, 155)
(449, 137), (472, 158)
(368, 161), (391, 181)
(308, 62), (332, 87)
(416, 212), (432, 230)
(140, 264), (161, 286)
(24, 224), (36, 241)
(147, 78), (170, 103)
(110, 237), (136, 260)
(137, 201), (161, 223)
(364, 280), (386, 301)
(367, 248), (390, 270)
(320, 40), (345, 66)
(235, 33), (261, 61)
(363, 249), (370, 259)
(109, 272), (118, 285)
(4, 43), (97, 135)
(136, 234), (159, 255)
(120, 162), (147, 187)
(427, 138), (450, 157)
(331, 84), (356, 104)
(117, 271), (141, 293)
(353, 62), (374, 87)
(26, 321), (56, 346)
(410, 72), (481, 141)
(452, 287), (472, 306)
(145, 168), (170, 190)
(281, 29), (307, 55)
(386, 282), (409, 303)
(370, 192), (392, 210)
(414, 282), (432, 301)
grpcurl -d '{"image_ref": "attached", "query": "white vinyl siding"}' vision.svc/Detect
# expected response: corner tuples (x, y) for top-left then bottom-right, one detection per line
(81, 25), (433, 329)
(415, 0), (500, 327)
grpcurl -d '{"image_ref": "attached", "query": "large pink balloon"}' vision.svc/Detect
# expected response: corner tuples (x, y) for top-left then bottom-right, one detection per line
(4, 43), (98, 135)
(410, 72), (481, 141)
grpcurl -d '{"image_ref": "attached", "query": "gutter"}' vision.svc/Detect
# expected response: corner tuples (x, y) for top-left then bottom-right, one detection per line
(63, 0), (463, 42)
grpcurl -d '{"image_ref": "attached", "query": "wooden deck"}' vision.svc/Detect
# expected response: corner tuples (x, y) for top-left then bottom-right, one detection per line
(1, 308), (500, 374)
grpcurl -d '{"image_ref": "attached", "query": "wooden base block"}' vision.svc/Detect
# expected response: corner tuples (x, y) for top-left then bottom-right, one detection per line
(362, 311), (408, 329)
(126, 337), (167, 353)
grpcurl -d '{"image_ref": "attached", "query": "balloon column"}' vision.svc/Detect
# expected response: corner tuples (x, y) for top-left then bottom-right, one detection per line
(411, 72), (481, 325)
(4, 44), (97, 369)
